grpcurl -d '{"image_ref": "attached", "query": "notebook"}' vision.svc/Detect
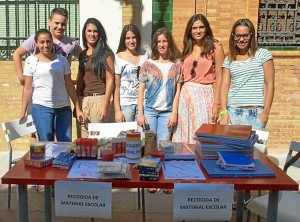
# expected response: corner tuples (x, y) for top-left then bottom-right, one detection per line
(201, 159), (275, 178)
(217, 151), (255, 170)
(196, 131), (258, 148)
(195, 124), (252, 141)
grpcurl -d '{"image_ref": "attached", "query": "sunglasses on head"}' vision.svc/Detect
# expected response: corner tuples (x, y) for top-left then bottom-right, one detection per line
(190, 60), (197, 78)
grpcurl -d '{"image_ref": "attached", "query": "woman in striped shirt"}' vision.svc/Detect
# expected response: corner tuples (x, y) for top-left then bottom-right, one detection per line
(219, 18), (275, 130)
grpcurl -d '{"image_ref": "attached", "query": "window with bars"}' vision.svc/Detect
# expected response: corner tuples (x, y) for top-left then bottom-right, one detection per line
(258, 0), (300, 46)
(0, 0), (79, 60)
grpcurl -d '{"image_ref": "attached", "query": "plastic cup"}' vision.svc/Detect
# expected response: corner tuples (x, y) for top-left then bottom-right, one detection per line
(101, 150), (115, 161)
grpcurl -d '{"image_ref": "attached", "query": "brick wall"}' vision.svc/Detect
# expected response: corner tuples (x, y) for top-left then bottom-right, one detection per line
(268, 52), (300, 152)
(172, 0), (300, 152)
(121, 0), (142, 30)
(173, 0), (259, 52)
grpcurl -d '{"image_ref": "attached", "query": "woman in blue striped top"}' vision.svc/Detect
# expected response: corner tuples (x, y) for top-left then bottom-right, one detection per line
(219, 18), (275, 130)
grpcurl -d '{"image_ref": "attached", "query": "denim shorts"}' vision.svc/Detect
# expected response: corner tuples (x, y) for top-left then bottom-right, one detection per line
(227, 106), (265, 131)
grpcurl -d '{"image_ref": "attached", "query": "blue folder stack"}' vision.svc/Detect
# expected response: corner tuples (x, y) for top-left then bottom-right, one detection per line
(194, 124), (258, 159)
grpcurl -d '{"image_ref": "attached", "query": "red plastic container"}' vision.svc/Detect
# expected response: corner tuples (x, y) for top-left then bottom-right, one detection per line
(101, 150), (115, 161)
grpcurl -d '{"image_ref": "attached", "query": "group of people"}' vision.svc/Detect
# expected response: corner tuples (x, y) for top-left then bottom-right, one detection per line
(15, 8), (275, 146)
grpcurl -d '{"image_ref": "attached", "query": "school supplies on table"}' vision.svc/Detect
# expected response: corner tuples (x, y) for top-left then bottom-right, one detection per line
(194, 124), (258, 161)
(98, 161), (131, 179)
(52, 152), (77, 169)
(137, 157), (161, 171)
(195, 124), (252, 141)
(162, 160), (205, 180)
(217, 151), (255, 170)
(24, 157), (53, 168)
(30, 143), (46, 159)
(137, 157), (162, 181)
(201, 159), (275, 178)
(195, 140), (254, 159)
(196, 130), (258, 148)
(158, 141), (195, 160)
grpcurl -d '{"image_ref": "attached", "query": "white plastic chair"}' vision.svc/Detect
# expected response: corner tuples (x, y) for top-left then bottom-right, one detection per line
(88, 121), (138, 138)
(255, 130), (279, 166)
(246, 141), (300, 222)
(254, 130), (269, 153)
(1, 114), (38, 209)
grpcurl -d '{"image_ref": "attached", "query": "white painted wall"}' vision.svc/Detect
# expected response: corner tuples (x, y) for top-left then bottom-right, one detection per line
(79, 0), (152, 54)
(141, 0), (152, 54)
(79, 0), (122, 52)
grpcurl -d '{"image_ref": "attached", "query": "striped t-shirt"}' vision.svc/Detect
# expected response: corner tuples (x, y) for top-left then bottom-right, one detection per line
(222, 48), (273, 107)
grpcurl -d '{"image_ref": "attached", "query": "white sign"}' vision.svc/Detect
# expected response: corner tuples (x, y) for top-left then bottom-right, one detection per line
(173, 183), (234, 221)
(55, 181), (112, 218)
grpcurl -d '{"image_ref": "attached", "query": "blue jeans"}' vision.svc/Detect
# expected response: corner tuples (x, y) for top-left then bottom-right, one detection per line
(144, 107), (172, 143)
(227, 106), (265, 131)
(121, 104), (137, 122)
(32, 104), (72, 141)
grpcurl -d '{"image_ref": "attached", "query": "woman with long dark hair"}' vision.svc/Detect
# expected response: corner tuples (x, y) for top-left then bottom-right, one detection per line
(114, 24), (148, 122)
(173, 14), (224, 144)
(76, 18), (115, 138)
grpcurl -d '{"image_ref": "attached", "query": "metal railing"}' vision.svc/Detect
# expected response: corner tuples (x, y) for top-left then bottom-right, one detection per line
(258, 0), (300, 46)
(0, 0), (79, 60)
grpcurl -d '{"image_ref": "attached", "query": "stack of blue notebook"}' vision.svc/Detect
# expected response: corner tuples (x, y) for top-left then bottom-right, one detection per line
(194, 124), (275, 177)
(194, 124), (258, 159)
(195, 124), (258, 148)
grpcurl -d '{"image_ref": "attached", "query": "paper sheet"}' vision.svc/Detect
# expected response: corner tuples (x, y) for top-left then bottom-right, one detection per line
(162, 160), (206, 180)
(67, 160), (102, 179)
(45, 142), (74, 158)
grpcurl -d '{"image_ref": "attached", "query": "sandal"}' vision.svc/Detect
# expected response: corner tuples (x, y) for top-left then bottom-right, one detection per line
(147, 188), (158, 193)
(163, 189), (173, 194)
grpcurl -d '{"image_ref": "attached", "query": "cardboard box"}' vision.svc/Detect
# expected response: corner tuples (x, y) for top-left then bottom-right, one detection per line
(144, 131), (157, 156)
(24, 157), (52, 168)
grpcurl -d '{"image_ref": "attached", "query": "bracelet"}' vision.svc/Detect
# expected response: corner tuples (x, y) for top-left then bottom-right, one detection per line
(219, 110), (228, 117)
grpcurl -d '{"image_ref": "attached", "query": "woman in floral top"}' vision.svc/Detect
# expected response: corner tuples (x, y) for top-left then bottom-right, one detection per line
(137, 27), (181, 143)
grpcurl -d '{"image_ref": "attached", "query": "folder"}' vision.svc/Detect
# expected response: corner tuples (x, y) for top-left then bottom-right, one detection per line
(201, 159), (275, 178)
(217, 151), (255, 170)
(195, 124), (252, 141)
(196, 131), (258, 148)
